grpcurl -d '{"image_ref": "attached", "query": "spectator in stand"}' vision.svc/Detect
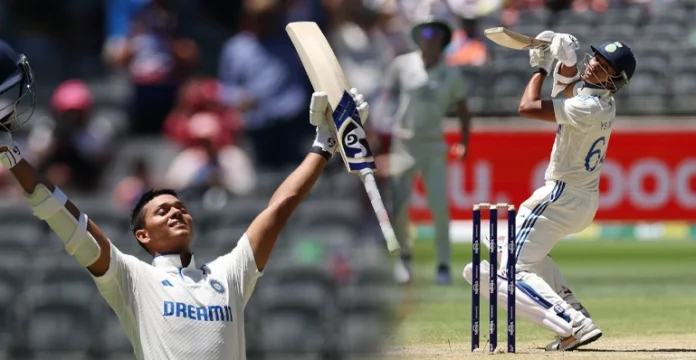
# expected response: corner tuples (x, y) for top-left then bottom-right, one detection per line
(163, 77), (243, 148)
(328, 0), (399, 118)
(105, 0), (198, 135)
(163, 101), (256, 198)
(27, 80), (116, 194)
(112, 157), (154, 209)
(445, 17), (488, 67)
(218, 0), (313, 171)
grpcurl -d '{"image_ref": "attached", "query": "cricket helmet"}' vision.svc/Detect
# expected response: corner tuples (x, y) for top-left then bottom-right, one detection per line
(410, 17), (453, 50)
(0, 40), (35, 132)
(585, 41), (636, 93)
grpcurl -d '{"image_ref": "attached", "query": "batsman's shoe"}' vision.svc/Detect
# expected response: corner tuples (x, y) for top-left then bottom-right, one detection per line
(435, 264), (451, 285)
(545, 317), (602, 351)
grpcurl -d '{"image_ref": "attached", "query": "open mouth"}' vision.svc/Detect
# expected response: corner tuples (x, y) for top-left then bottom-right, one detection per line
(170, 220), (188, 229)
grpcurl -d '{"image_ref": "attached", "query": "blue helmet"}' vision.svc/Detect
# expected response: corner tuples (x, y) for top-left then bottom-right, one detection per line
(586, 41), (636, 93)
(0, 40), (36, 132)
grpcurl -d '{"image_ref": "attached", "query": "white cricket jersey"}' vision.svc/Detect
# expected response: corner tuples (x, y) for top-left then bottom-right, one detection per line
(91, 234), (262, 360)
(547, 84), (616, 192)
(388, 52), (466, 143)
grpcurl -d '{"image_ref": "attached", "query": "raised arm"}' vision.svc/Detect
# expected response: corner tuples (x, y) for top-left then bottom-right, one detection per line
(518, 71), (556, 122)
(552, 63), (580, 99)
(244, 92), (352, 271)
(1, 138), (113, 277)
(519, 32), (582, 122)
(518, 30), (556, 122)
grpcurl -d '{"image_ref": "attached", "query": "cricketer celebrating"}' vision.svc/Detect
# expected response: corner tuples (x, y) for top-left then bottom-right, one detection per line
(384, 17), (471, 285)
(0, 39), (370, 359)
(464, 31), (636, 350)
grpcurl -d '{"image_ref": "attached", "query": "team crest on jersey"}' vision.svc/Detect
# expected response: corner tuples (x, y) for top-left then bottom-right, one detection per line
(209, 279), (225, 294)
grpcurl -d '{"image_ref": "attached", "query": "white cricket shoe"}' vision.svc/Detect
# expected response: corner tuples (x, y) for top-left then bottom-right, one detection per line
(545, 317), (602, 351)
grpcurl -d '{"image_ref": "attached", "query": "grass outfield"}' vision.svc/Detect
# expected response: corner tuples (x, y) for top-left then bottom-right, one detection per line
(382, 240), (696, 359)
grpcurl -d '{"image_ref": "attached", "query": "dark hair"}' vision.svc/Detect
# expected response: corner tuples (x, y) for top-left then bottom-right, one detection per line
(130, 188), (179, 254)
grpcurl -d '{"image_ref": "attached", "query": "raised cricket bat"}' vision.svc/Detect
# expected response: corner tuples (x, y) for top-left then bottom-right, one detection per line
(484, 27), (550, 50)
(286, 21), (401, 255)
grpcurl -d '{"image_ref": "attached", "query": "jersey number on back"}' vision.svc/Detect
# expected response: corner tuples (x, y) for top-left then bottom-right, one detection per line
(585, 136), (606, 172)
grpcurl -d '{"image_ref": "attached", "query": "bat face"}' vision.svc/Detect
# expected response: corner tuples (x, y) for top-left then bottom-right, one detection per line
(484, 27), (550, 50)
(285, 22), (374, 174)
(286, 21), (401, 255)
(332, 91), (375, 173)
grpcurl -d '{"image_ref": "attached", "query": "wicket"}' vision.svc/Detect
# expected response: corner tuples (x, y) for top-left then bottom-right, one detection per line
(471, 203), (516, 353)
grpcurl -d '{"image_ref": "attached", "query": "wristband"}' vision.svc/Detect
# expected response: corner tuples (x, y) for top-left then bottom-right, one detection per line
(0, 143), (22, 169)
(533, 67), (548, 76)
(309, 146), (332, 161)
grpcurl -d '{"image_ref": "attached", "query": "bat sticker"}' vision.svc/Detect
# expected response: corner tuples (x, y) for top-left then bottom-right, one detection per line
(332, 91), (376, 172)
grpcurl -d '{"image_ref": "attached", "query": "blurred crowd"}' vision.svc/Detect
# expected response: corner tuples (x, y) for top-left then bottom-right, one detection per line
(0, 0), (670, 202)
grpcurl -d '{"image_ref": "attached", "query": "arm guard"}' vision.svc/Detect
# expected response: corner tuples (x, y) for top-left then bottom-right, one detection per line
(551, 62), (581, 98)
(25, 185), (101, 267)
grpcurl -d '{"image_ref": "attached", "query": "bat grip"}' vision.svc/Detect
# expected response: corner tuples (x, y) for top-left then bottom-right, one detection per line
(359, 168), (401, 255)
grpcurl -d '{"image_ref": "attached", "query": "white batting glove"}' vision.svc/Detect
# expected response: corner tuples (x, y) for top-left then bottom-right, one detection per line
(0, 131), (22, 169)
(309, 92), (337, 156)
(349, 88), (369, 124)
(551, 33), (580, 67)
(529, 30), (556, 73)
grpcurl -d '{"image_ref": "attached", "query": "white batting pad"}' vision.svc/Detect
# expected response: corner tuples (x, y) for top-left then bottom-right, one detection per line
(463, 261), (572, 337)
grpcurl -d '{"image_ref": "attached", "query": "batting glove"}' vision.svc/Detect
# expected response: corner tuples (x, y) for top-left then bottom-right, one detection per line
(309, 92), (337, 157)
(551, 33), (580, 67)
(0, 131), (21, 169)
(349, 88), (369, 124)
(529, 30), (556, 74)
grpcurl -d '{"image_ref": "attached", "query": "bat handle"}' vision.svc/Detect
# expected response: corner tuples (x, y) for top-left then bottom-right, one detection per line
(359, 168), (401, 255)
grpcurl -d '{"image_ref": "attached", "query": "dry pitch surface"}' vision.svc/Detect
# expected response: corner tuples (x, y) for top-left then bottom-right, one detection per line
(383, 335), (696, 359)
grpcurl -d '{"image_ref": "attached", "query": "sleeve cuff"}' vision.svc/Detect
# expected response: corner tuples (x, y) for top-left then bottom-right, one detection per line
(551, 98), (566, 124)
(238, 234), (263, 277)
(91, 242), (121, 284)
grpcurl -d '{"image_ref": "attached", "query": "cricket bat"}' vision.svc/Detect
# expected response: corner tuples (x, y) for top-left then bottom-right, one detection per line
(484, 27), (550, 50)
(285, 21), (401, 255)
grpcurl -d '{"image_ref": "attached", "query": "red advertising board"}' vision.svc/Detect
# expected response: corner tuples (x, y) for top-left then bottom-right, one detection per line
(408, 128), (696, 222)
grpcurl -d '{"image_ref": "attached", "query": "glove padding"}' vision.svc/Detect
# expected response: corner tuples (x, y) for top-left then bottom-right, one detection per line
(550, 33), (580, 67)
(0, 131), (21, 169)
(529, 31), (555, 73)
(350, 88), (369, 124)
(309, 92), (337, 156)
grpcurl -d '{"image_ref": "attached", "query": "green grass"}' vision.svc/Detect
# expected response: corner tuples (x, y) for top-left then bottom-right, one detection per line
(386, 240), (696, 358)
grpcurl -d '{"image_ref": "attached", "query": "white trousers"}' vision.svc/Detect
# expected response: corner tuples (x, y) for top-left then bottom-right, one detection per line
(500, 180), (599, 332)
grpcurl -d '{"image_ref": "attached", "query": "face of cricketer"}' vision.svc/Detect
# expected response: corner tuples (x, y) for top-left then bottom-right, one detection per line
(416, 25), (447, 61)
(136, 194), (194, 255)
(583, 54), (617, 89)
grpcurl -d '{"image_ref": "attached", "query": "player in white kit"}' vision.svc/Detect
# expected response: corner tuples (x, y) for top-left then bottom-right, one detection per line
(0, 40), (368, 359)
(463, 31), (636, 351)
(384, 17), (472, 285)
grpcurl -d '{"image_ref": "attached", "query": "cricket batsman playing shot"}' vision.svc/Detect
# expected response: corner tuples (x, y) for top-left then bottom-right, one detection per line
(463, 31), (636, 350)
(0, 38), (371, 359)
